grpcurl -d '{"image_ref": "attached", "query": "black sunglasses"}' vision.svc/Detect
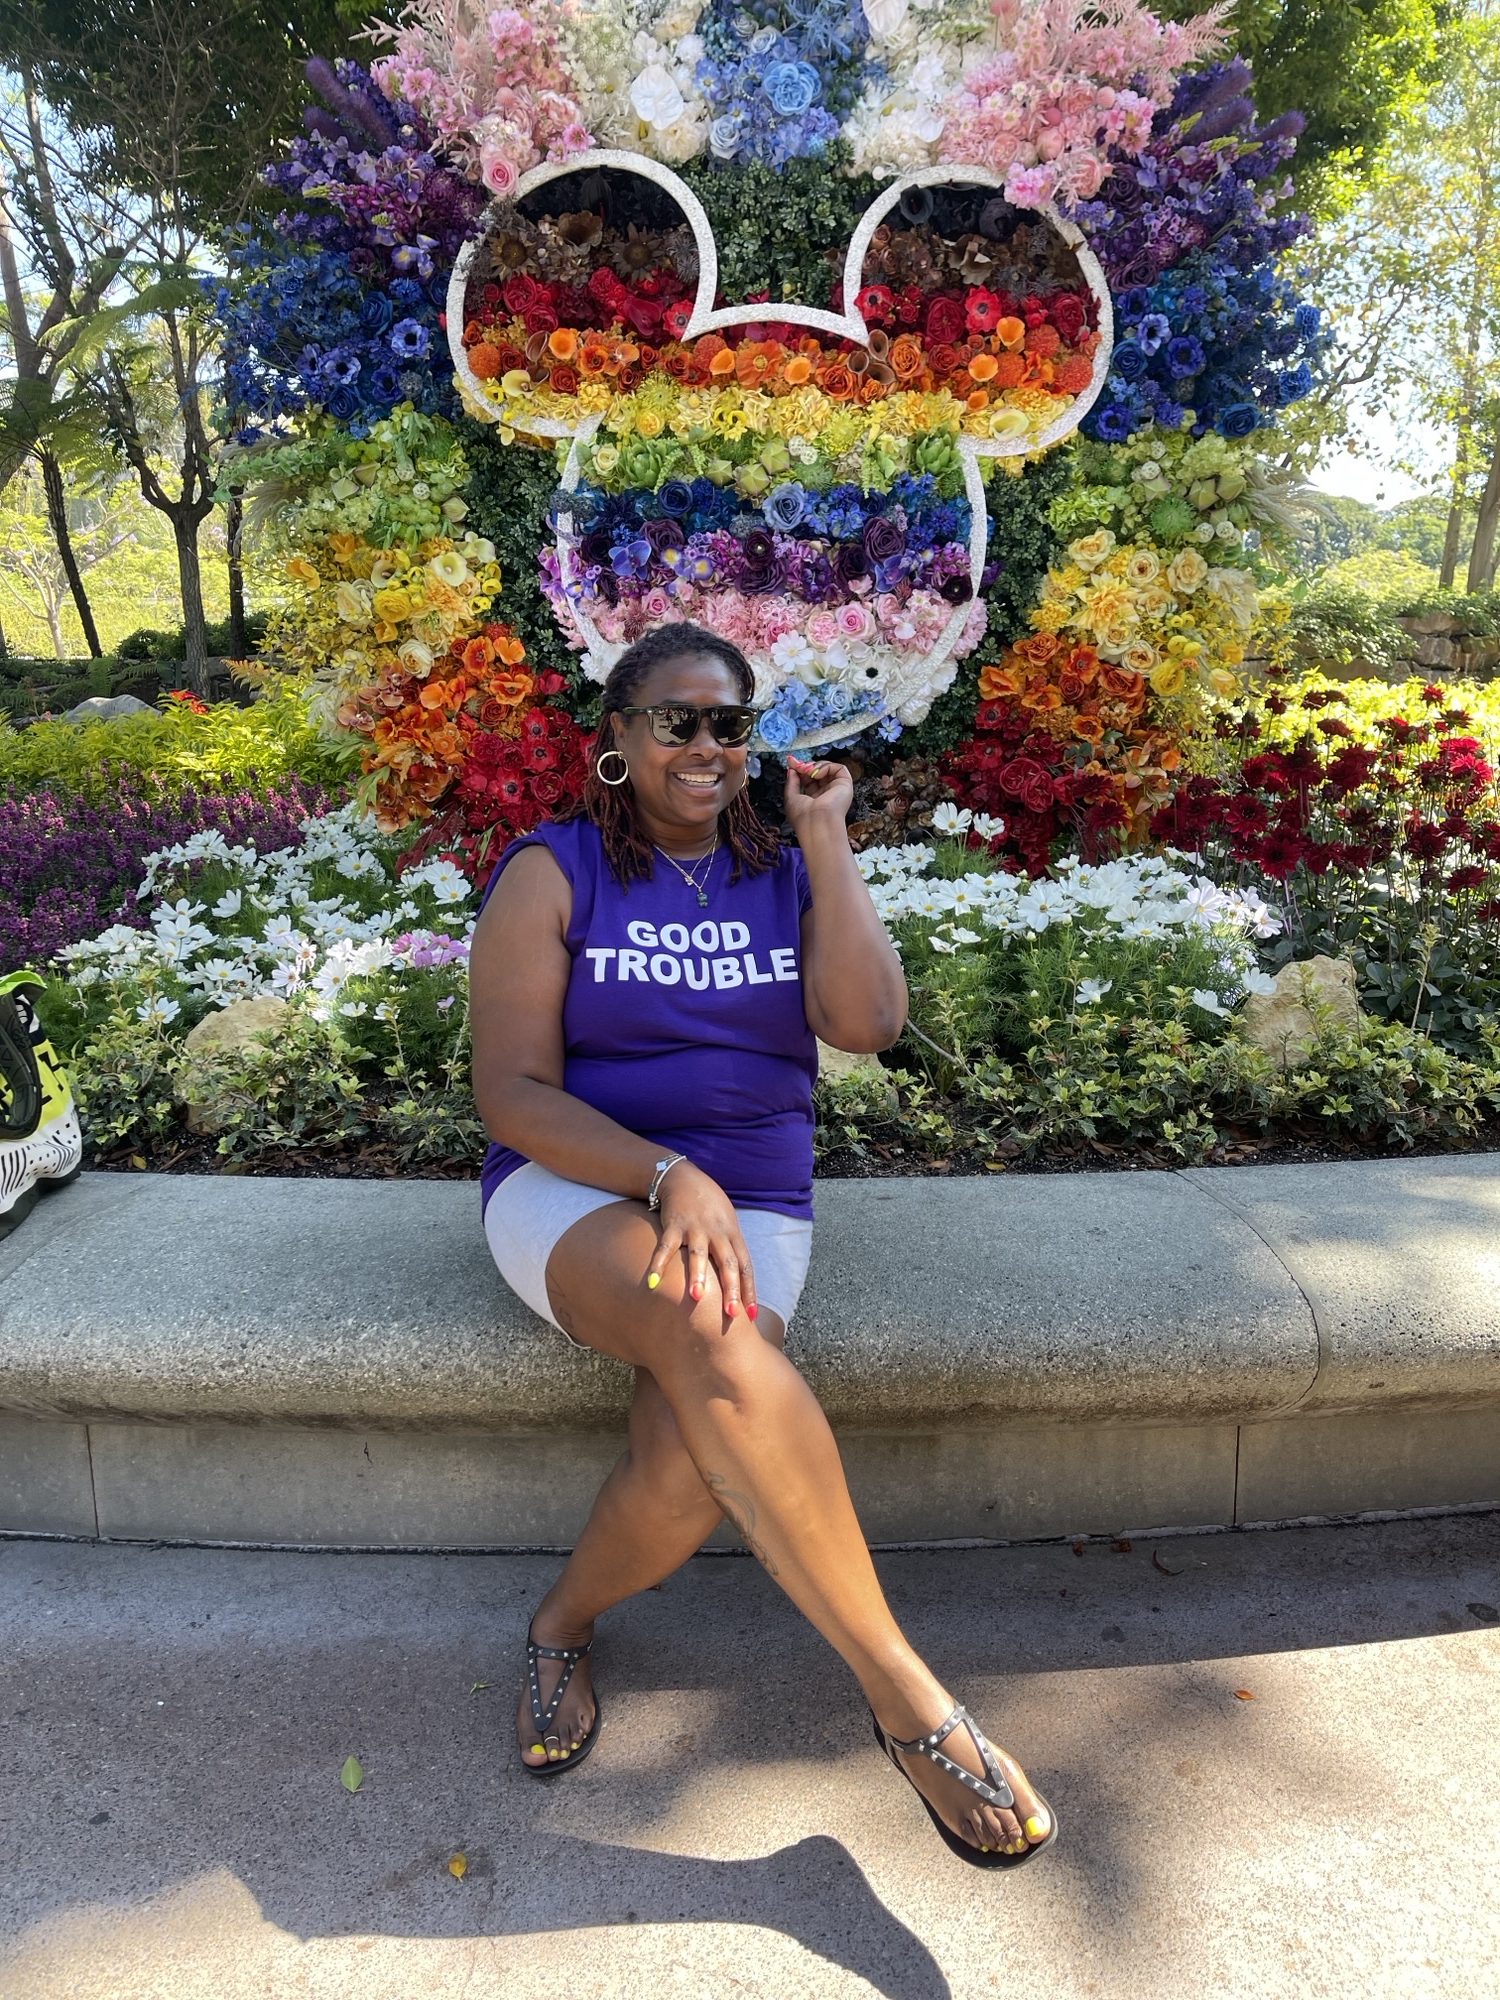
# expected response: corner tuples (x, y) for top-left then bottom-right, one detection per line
(618, 703), (762, 747)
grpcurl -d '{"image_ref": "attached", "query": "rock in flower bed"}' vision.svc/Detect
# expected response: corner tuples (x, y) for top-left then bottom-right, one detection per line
(35, 802), (1500, 1179)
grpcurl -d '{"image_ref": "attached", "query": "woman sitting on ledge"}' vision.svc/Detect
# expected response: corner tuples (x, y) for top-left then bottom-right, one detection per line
(470, 620), (1057, 1868)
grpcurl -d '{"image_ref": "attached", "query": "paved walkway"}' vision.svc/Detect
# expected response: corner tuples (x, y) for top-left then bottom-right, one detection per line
(1, 1514), (1497, 2000)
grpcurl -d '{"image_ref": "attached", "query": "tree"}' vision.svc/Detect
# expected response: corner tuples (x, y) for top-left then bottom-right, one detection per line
(0, 458), (135, 657)
(1298, 7), (1500, 589)
(1160, 0), (1452, 212)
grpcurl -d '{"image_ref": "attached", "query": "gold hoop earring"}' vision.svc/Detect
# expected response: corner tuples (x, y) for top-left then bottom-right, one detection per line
(595, 749), (630, 787)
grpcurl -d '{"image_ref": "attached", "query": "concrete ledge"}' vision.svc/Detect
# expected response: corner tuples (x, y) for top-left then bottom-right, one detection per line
(2, 1160), (1498, 1545)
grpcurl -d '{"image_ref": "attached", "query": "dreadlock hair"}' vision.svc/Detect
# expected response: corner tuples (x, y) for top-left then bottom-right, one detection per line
(567, 621), (782, 888)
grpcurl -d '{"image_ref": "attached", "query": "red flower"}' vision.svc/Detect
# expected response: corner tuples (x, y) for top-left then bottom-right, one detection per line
(1051, 293), (1088, 345)
(1446, 864), (1489, 891)
(501, 274), (545, 317)
(855, 282), (895, 324)
(965, 288), (1003, 334)
(924, 295), (966, 344)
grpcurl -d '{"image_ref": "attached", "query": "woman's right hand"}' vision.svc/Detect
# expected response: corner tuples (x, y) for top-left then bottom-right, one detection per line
(644, 1160), (758, 1325)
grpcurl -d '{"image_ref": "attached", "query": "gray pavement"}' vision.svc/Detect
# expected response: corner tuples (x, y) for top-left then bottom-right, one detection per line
(1, 1514), (1497, 2000)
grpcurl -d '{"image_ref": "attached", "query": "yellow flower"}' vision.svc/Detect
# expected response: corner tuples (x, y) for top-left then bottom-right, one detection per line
(334, 581), (370, 626)
(372, 587), (412, 623)
(592, 444), (620, 476)
(285, 555), (319, 588)
(1068, 529), (1117, 572)
(1031, 599), (1070, 634)
(428, 551), (470, 587)
(1149, 659), (1189, 698)
(1124, 549), (1161, 586)
(1121, 639), (1158, 674)
(1207, 667), (1241, 700)
(398, 638), (435, 677)
(1166, 548), (1209, 594)
(634, 407), (666, 439)
(1076, 580), (1138, 635)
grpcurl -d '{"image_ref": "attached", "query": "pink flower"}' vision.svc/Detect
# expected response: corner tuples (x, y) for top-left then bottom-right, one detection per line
(837, 602), (874, 642)
(642, 587), (672, 619)
(1006, 161), (1056, 207)
(806, 609), (840, 649)
(479, 146), (519, 198)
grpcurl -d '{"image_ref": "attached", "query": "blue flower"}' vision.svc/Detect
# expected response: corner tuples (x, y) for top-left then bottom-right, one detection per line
(1218, 401), (1262, 438)
(1135, 313), (1171, 355)
(390, 317), (430, 360)
(1165, 335), (1205, 376)
(764, 60), (819, 116)
(657, 478), (695, 519)
(764, 482), (807, 532)
(1111, 340), (1147, 381)
(360, 291), (394, 333)
(757, 706), (798, 753)
(1092, 404), (1135, 444)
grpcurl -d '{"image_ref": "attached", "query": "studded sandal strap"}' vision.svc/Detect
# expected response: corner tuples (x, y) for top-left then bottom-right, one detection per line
(885, 1703), (1016, 1812)
(525, 1636), (592, 1740)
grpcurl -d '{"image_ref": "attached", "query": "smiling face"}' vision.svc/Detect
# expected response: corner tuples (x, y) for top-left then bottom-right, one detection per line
(608, 649), (752, 853)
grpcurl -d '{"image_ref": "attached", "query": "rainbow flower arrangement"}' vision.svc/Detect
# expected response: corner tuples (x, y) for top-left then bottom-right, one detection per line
(213, 0), (1326, 864)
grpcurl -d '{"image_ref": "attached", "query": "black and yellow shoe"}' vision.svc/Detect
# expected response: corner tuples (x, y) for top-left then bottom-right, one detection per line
(0, 970), (83, 1241)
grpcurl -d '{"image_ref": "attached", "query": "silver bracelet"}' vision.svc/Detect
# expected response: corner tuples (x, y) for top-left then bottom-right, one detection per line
(646, 1152), (688, 1211)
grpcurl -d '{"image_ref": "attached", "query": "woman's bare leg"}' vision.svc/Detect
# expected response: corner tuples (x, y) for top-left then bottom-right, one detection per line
(517, 1337), (782, 1767)
(542, 1205), (1055, 1856)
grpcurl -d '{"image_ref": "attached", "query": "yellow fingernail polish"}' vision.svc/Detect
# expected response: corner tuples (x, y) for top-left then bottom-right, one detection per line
(646, 1272), (660, 1290)
(1025, 1815), (1048, 1839)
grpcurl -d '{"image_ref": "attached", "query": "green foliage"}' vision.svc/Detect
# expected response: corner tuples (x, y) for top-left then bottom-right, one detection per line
(0, 675), (352, 798)
(455, 419), (588, 685)
(675, 151), (879, 307)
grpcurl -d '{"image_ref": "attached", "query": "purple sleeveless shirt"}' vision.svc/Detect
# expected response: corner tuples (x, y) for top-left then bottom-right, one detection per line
(478, 817), (817, 1220)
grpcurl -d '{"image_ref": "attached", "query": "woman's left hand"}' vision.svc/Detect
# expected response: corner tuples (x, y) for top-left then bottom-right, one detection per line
(784, 754), (854, 836)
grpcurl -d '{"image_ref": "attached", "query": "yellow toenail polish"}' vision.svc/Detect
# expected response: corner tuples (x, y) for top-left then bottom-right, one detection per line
(1025, 1815), (1048, 1839)
(530, 1744), (545, 1755)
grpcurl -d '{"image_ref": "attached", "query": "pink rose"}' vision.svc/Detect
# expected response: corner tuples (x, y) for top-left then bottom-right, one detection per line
(642, 587), (671, 619)
(837, 602), (873, 642)
(479, 147), (519, 198)
(806, 609), (840, 649)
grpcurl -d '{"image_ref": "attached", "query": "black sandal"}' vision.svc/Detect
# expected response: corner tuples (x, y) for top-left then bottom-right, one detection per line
(871, 1702), (1060, 1869)
(521, 1622), (602, 1779)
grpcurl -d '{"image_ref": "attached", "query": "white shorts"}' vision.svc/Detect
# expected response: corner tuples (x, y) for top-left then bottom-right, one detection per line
(483, 1159), (815, 1351)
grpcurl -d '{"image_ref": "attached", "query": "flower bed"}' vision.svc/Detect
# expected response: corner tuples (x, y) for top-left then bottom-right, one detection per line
(35, 701), (1500, 1180)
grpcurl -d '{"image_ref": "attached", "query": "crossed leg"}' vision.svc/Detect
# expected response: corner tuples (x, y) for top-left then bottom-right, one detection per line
(516, 1199), (1054, 1858)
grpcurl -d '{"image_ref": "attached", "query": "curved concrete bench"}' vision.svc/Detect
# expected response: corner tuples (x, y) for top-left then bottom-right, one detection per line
(1, 1160), (1497, 1548)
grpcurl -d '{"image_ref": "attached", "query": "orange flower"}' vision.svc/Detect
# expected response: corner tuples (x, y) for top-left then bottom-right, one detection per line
(818, 361), (856, 401)
(547, 326), (579, 362)
(1021, 683), (1063, 713)
(1017, 632), (1060, 665)
(578, 340), (611, 376)
(783, 353), (814, 386)
(1072, 715), (1105, 745)
(858, 375), (888, 404)
(978, 665), (1023, 701)
(1054, 355), (1094, 394)
(888, 333), (927, 384)
(467, 341), (504, 380)
(490, 669), (533, 705)
(709, 346), (737, 378)
(966, 389), (990, 412)
(996, 316), (1026, 350)
(991, 351), (1026, 389)
(968, 352), (999, 383)
(736, 340), (783, 388)
(1025, 323), (1061, 358)
(493, 631), (526, 666)
(462, 637), (493, 674)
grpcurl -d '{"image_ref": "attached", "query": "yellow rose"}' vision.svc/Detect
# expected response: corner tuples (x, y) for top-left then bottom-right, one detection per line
(1166, 548), (1209, 594)
(1124, 549), (1161, 586)
(1207, 667), (1240, 700)
(372, 587), (412, 623)
(592, 445), (620, 476)
(1122, 640), (1158, 674)
(285, 555), (319, 587)
(1149, 659), (1188, 698)
(1067, 529), (1117, 572)
(634, 407), (666, 439)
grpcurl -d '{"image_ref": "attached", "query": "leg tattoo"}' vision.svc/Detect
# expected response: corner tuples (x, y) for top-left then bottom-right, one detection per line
(704, 1470), (781, 1577)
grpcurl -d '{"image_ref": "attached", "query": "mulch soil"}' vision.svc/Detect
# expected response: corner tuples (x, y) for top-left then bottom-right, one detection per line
(89, 1116), (1500, 1183)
